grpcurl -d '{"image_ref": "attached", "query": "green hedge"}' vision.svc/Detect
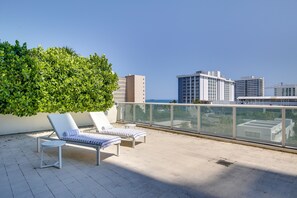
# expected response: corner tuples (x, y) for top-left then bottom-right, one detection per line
(0, 40), (118, 116)
(0, 41), (41, 116)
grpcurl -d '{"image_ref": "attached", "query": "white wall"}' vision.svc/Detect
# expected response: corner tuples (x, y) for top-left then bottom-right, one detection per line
(0, 106), (118, 135)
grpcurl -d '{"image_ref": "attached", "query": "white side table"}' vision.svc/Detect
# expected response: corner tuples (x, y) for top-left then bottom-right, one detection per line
(40, 140), (66, 169)
(125, 123), (136, 129)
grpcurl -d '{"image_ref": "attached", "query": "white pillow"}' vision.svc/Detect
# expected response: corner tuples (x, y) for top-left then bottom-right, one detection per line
(63, 129), (80, 137)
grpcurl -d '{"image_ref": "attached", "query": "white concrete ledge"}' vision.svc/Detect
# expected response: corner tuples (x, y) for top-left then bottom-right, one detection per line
(0, 105), (118, 135)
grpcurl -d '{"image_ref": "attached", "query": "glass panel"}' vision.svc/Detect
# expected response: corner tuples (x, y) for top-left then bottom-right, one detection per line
(173, 105), (197, 132)
(285, 109), (297, 148)
(200, 106), (233, 137)
(116, 104), (122, 121)
(121, 104), (133, 123)
(135, 104), (150, 124)
(236, 108), (282, 144)
(152, 104), (171, 127)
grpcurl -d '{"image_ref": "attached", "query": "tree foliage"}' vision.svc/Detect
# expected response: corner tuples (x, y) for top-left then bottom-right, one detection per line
(0, 40), (118, 116)
(0, 41), (41, 116)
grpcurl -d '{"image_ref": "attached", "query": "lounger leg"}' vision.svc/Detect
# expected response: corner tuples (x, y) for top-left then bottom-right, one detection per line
(37, 137), (40, 153)
(117, 144), (120, 156)
(144, 136), (147, 143)
(58, 146), (62, 169)
(132, 139), (135, 148)
(96, 147), (100, 166)
(40, 146), (44, 168)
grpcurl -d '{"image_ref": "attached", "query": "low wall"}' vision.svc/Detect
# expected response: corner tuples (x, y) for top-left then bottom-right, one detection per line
(0, 106), (118, 135)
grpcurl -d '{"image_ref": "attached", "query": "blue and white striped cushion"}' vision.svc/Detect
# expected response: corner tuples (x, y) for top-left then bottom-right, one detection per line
(101, 128), (146, 139)
(62, 133), (121, 148)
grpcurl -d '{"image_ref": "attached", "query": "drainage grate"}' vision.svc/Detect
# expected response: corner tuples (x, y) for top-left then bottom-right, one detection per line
(216, 159), (233, 167)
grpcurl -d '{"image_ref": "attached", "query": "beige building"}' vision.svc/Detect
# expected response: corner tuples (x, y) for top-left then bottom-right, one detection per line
(113, 75), (145, 103)
(126, 75), (145, 103)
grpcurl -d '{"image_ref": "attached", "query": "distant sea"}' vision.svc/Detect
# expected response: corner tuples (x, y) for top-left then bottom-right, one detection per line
(146, 99), (174, 103)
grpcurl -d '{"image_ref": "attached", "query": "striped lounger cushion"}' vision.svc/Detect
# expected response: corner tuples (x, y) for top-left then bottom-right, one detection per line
(101, 128), (146, 139)
(62, 133), (121, 148)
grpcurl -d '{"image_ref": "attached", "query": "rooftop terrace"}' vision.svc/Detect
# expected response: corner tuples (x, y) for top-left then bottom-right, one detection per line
(1, 125), (297, 198)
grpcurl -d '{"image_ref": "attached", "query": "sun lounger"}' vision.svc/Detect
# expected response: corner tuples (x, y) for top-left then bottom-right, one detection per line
(89, 112), (146, 148)
(38, 113), (121, 165)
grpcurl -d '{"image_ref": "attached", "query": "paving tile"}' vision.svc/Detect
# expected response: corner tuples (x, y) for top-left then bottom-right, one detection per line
(10, 180), (30, 192)
(52, 191), (74, 198)
(30, 184), (50, 195)
(60, 176), (77, 185)
(48, 184), (71, 195)
(13, 190), (34, 198)
(33, 190), (55, 198)
(0, 184), (12, 195)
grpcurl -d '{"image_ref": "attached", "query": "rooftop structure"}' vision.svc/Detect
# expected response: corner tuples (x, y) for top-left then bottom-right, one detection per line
(1, 126), (297, 197)
(2, 102), (297, 197)
(177, 70), (234, 103)
(237, 119), (294, 142)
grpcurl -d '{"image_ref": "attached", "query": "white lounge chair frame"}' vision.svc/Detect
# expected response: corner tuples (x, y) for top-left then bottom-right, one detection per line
(89, 112), (147, 148)
(37, 113), (120, 166)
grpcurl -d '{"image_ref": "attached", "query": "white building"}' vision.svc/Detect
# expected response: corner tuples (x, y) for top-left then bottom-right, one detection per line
(177, 71), (234, 103)
(113, 77), (126, 103)
(274, 83), (297, 96)
(237, 96), (297, 106)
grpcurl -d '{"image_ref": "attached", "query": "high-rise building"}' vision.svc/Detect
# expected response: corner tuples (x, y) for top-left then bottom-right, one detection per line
(113, 77), (126, 103)
(234, 76), (264, 100)
(177, 71), (234, 103)
(113, 75), (146, 103)
(274, 83), (297, 96)
(126, 75), (146, 103)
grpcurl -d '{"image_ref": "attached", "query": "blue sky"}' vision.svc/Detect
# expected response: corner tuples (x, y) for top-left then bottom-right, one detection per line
(1, 0), (297, 99)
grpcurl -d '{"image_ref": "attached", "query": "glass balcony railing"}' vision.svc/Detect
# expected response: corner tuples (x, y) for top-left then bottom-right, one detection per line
(200, 106), (233, 138)
(117, 102), (297, 149)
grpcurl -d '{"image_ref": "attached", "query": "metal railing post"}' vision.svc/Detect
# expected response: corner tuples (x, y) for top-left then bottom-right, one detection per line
(281, 108), (286, 147)
(197, 106), (201, 133)
(118, 104), (123, 122)
(233, 106), (236, 139)
(170, 104), (174, 129)
(150, 104), (153, 126)
(121, 105), (124, 122)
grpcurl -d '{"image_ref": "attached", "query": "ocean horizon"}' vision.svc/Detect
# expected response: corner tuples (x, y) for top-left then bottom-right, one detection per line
(145, 99), (175, 103)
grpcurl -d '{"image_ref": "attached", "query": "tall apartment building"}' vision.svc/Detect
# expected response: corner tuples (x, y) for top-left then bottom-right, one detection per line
(113, 77), (126, 103)
(113, 75), (146, 103)
(177, 71), (234, 103)
(234, 76), (264, 100)
(274, 83), (297, 96)
(126, 75), (146, 103)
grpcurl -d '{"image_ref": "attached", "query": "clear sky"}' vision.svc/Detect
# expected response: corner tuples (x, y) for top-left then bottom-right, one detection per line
(1, 0), (297, 99)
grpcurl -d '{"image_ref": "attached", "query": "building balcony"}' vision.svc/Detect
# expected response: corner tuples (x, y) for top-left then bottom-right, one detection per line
(1, 103), (297, 197)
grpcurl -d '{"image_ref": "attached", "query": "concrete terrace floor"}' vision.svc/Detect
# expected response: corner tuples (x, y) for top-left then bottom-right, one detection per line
(1, 126), (297, 198)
